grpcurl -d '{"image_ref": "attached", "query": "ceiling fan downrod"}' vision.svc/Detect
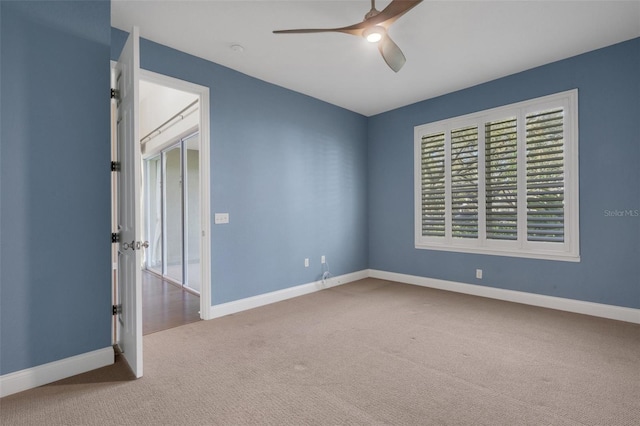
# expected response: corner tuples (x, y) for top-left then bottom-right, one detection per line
(365, 0), (381, 20)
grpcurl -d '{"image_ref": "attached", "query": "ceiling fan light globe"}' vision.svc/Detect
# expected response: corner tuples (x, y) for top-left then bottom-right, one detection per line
(364, 26), (385, 43)
(367, 33), (383, 43)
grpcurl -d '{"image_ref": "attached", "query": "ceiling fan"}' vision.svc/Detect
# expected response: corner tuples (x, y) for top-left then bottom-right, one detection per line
(273, 0), (423, 73)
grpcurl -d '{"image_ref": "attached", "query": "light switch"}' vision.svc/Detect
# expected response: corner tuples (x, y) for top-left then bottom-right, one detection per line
(214, 213), (229, 224)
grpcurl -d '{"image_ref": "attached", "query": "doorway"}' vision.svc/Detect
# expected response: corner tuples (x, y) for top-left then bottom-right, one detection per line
(111, 64), (211, 343)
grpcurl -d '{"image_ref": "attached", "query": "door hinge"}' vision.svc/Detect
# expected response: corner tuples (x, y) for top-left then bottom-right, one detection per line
(112, 304), (122, 316)
(111, 161), (121, 172)
(110, 88), (119, 100)
(111, 232), (120, 243)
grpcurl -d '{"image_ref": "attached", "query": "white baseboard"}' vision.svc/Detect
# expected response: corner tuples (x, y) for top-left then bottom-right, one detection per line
(0, 346), (114, 398)
(208, 270), (369, 319)
(369, 269), (640, 324)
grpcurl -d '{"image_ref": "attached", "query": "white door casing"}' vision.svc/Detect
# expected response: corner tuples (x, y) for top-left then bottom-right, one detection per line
(116, 27), (143, 378)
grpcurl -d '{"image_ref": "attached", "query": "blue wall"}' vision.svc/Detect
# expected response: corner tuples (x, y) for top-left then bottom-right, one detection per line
(0, 1), (112, 375)
(111, 29), (369, 305)
(368, 38), (640, 308)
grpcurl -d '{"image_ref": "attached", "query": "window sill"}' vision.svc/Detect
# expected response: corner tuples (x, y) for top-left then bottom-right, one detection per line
(415, 242), (580, 262)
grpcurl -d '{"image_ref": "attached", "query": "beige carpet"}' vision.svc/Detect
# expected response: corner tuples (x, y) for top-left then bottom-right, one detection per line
(2, 278), (639, 425)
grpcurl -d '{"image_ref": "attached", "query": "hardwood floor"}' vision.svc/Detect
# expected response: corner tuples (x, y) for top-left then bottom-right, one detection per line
(142, 270), (201, 335)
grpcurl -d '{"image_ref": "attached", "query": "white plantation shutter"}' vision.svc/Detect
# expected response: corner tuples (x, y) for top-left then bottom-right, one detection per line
(415, 89), (579, 261)
(450, 126), (479, 238)
(526, 108), (565, 242)
(421, 132), (446, 237)
(485, 118), (518, 241)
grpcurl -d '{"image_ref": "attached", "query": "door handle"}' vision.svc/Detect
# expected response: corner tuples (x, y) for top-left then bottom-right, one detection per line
(122, 240), (150, 250)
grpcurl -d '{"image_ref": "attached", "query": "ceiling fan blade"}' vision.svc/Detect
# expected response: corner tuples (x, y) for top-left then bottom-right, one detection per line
(274, 22), (367, 37)
(378, 34), (406, 72)
(274, 1), (423, 37)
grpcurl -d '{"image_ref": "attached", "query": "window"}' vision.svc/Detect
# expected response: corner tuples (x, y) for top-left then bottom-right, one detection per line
(414, 90), (579, 261)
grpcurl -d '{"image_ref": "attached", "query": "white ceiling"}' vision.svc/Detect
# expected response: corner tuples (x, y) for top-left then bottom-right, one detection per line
(112, 0), (640, 117)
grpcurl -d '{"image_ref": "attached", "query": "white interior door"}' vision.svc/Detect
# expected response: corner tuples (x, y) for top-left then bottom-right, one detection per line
(116, 26), (143, 378)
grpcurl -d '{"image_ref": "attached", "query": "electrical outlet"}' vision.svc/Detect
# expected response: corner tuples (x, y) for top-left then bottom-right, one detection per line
(476, 269), (483, 279)
(304, 258), (309, 268)
(321, 255), (326, 264)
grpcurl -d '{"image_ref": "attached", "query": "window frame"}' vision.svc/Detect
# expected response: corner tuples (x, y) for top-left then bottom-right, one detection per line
(414, 89), (580, 262)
